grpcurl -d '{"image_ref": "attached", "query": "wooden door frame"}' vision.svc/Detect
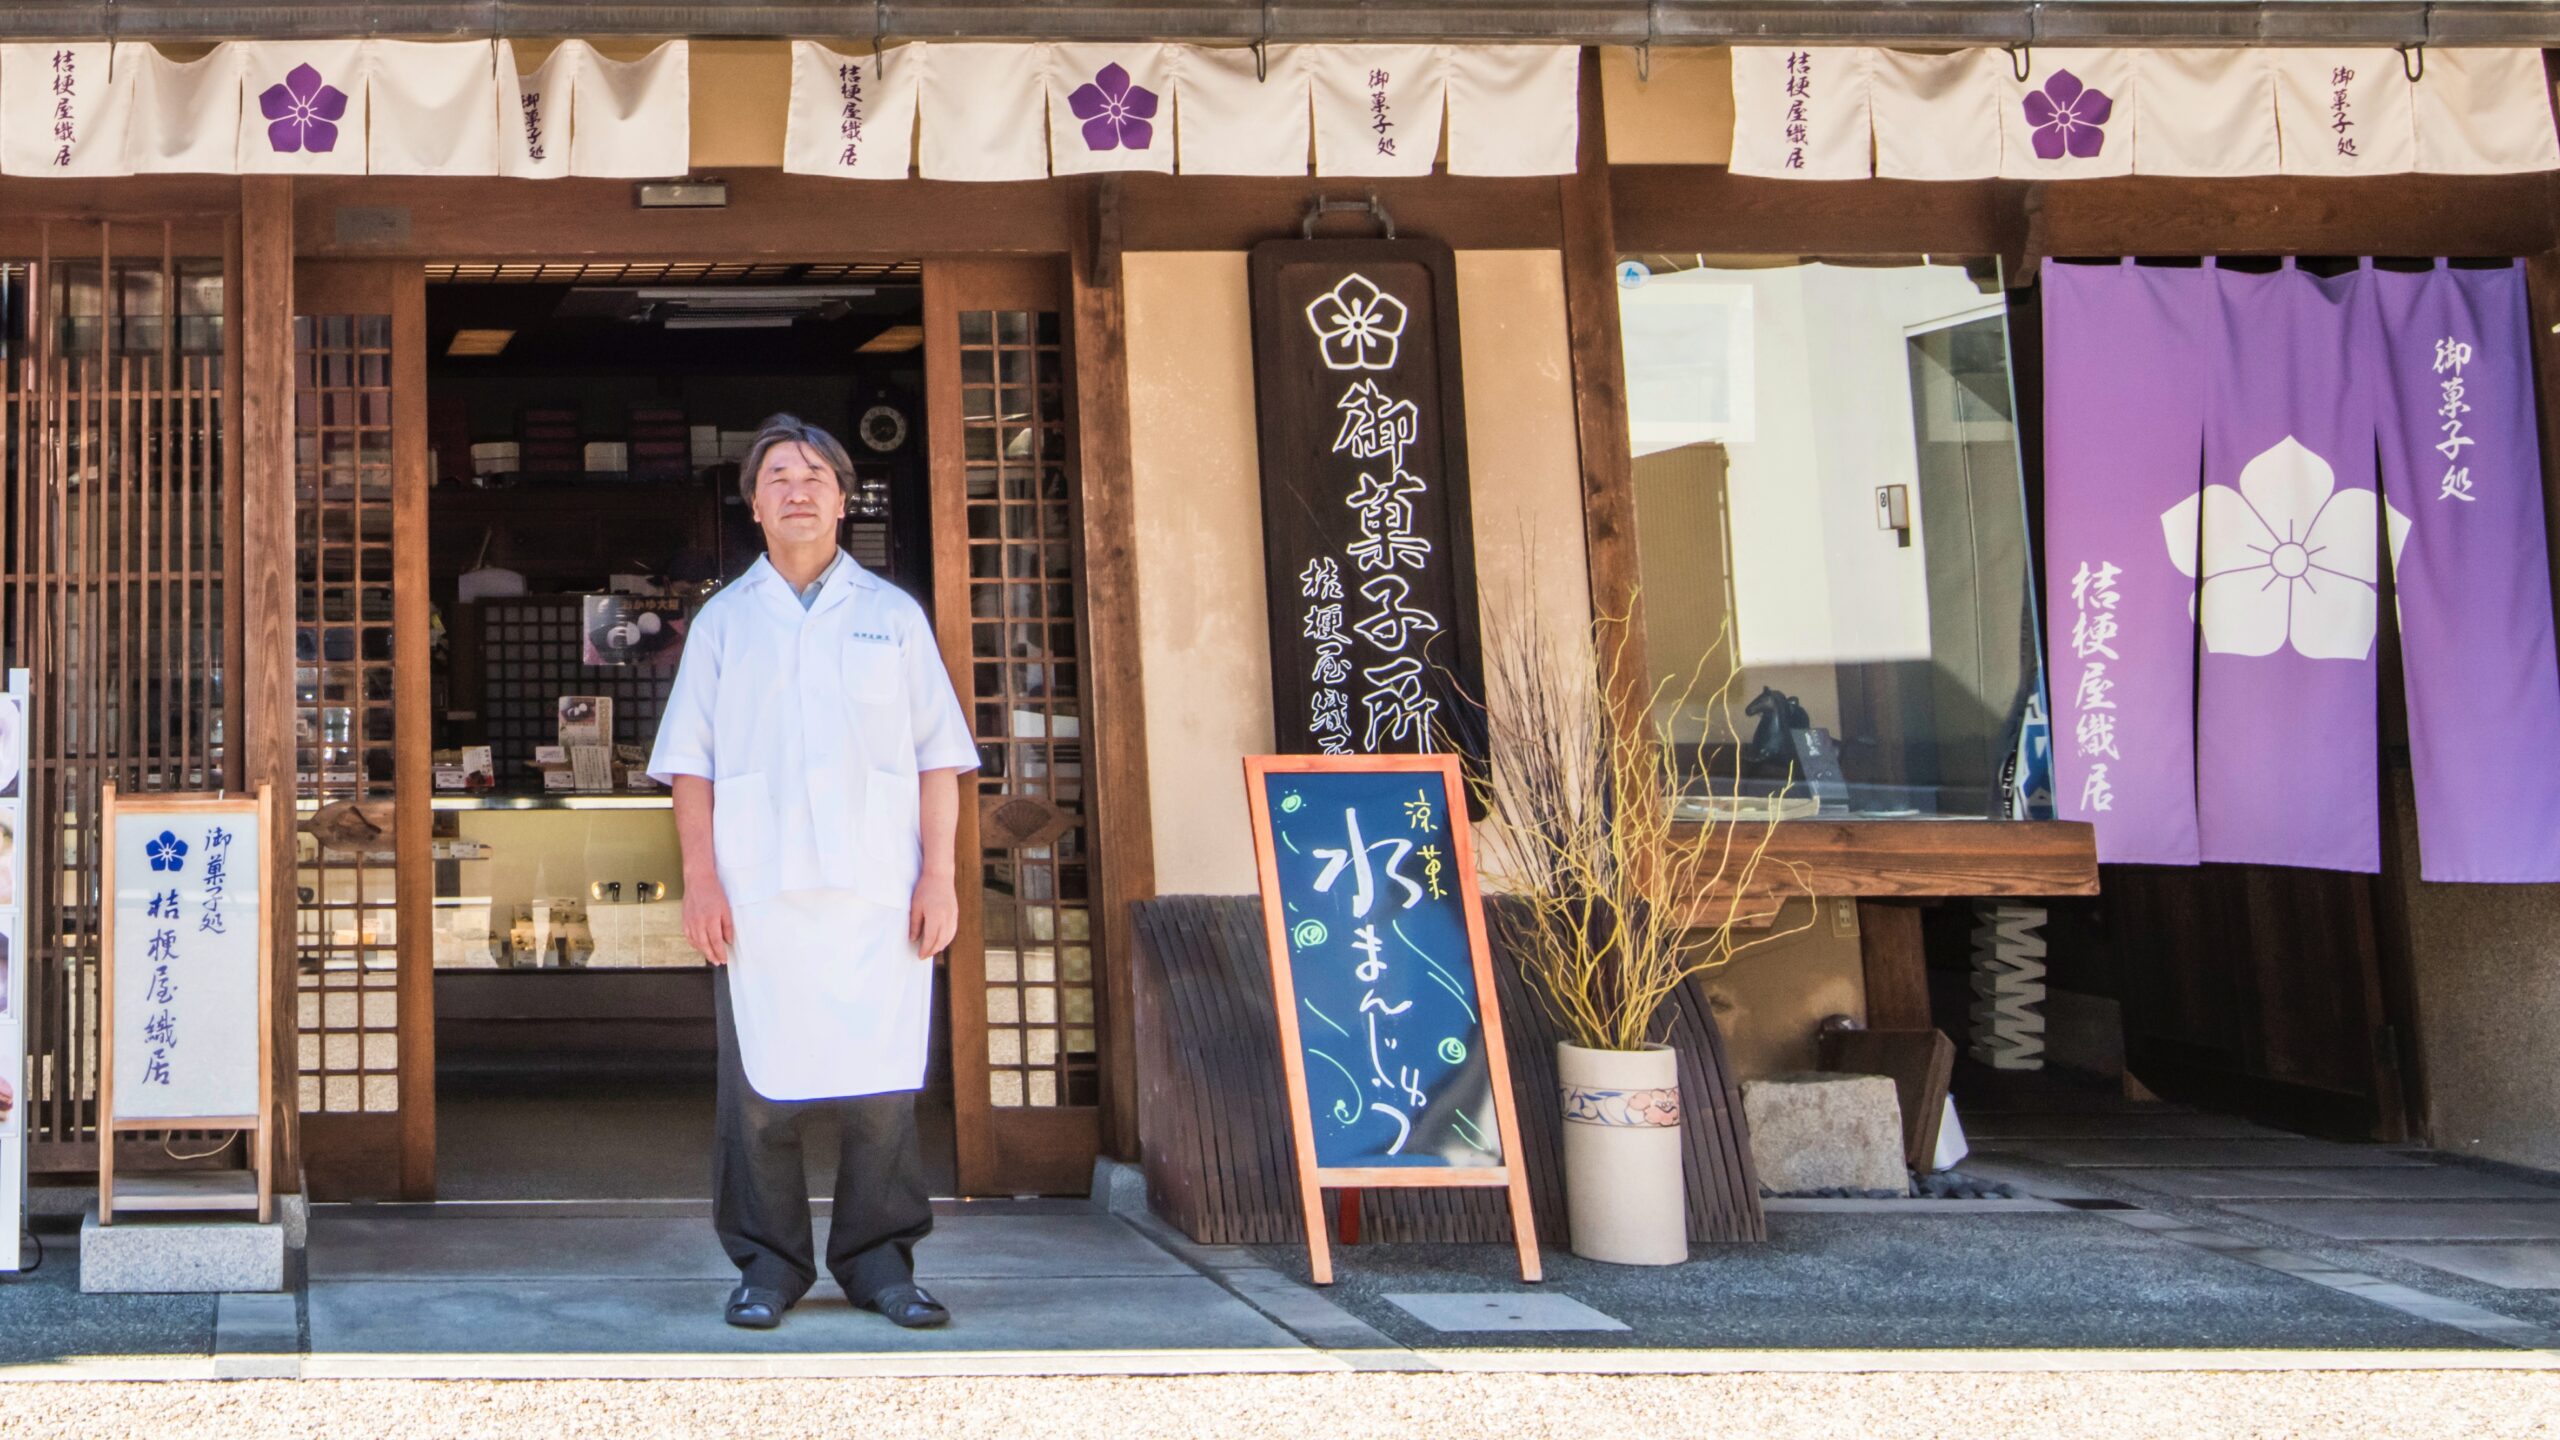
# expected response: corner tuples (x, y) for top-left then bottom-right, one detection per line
(284, 255), (435, 1199)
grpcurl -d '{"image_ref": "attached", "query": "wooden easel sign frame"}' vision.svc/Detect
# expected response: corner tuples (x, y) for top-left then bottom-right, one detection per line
(1243, 752), (1540, 1285)
(98, 784), (276, 1225)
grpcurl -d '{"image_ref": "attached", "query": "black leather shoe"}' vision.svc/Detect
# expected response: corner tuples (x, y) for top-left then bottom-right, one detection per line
(860, 1282), (950, 1329)
(725, 1285), (788, 1330)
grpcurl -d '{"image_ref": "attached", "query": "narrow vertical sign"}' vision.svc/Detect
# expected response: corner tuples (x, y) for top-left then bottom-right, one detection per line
(108, 800), (265, 1123)
(1249, 239), (1485, 766)
(0, 673), (27, 1270)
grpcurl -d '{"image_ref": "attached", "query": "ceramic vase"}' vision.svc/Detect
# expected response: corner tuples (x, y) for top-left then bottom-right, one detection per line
(1556, 1041), (1687, 1265)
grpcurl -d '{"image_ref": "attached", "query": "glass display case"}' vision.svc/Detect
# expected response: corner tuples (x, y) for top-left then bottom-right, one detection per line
(431, 796), (696, 970)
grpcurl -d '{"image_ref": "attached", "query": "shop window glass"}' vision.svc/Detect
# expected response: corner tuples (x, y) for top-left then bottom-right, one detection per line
(1617, 256), (2044, 820)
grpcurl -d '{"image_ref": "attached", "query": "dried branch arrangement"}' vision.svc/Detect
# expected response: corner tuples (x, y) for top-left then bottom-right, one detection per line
(1470, 595), (1816, 1053)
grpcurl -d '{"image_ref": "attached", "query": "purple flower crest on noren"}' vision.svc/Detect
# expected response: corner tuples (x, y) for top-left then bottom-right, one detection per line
(1068, 63), (1159, 152)
(261, 63), (348, 155)
(2022, 69), (2112, 161)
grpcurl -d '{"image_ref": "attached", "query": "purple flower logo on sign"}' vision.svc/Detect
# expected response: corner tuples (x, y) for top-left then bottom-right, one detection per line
(1068, 63), (1158, 152)
(2022, 69), (2112, 161)
(261, 63), (348, 154)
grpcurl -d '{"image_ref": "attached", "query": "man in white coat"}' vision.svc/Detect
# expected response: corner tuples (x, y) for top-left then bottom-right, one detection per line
(648, 414), (979, 1331)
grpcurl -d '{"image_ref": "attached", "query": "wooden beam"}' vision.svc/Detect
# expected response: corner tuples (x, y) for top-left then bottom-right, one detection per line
(236, 175), (298, 1190)
(2026, 173), (2557, 261)
(1856, 900), (1932, 1031)
(1611, 167), (2026, 266)
(1069, 184), (1156, 1163)
(1612, 167), (2558, 268)
(1558, 48), (1649, 712)
(1679, 819), (2099, 917)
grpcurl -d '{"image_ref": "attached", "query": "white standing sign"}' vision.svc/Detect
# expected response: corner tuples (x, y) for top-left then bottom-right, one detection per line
(99, 784), (274, 1222)
(0, 673), (26, 1271)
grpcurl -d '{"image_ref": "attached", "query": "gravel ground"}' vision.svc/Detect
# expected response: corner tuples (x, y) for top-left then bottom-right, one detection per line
(2, 1373), (2558, 1440)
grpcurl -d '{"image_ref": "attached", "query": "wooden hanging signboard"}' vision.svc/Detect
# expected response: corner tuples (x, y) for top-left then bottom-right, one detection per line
(0, 672), (27, 1270)
(98, 784), (276, 1224)
(1243, 753), (1539, 1284)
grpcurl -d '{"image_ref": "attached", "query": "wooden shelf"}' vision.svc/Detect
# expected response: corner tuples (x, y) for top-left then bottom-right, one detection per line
(1684, 819), (2098, 910)
(107, 1171), (262, 1215)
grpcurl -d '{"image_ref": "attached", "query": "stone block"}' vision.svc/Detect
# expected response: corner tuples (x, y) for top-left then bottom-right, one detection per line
(1090, 1156), (1147, 1217)
(80, 1206), (288, 1294)
(1742, 1072), (1908, 1195)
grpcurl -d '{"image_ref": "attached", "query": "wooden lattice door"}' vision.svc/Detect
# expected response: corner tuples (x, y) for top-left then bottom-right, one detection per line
(291, 262), (432, 1199)
(0, 221), (238, 1174)
(925, 260), (1105, 1195)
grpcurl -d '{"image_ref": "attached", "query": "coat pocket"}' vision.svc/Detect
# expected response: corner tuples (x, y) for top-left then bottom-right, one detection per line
(711, 771), (779, 905)
(841, 638), (901, 704)
(858, 766), (923, 908)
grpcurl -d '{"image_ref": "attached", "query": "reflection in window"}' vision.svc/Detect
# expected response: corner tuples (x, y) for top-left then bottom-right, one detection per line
(1618, 257), (2044, 821)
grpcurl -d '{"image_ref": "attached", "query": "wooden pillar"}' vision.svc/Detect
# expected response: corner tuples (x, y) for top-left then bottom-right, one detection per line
(1557, 47), (1648, 703)
(1856, 900), (1933, 1031)
(237, 176), (298, 1187)
(1070, 178), (1157, 1160)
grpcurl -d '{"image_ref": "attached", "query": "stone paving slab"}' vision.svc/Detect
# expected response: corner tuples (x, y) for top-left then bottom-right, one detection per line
(1252, 1213), (2489, 1351)
(2379, 1245), (2560, 1291)
(2226, 1201), (2560, 1243)
(303, 1275), (1303, 1358)
(2101, 1167), (2560, 1203)
(308, 1212), (1188, 1284)
(1979, 1139), (2434, 1170)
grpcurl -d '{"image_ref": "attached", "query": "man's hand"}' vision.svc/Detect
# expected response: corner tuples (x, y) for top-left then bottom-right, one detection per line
(910, 870), (959, 962)
(684, 872), (736, 966)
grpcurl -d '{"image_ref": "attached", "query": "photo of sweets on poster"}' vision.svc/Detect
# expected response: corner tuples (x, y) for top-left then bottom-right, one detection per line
(582, 595), (688, 669)
(0, 807), (14, 909)
(0, 914), (13, 1025)
(557, 695), (613, 749)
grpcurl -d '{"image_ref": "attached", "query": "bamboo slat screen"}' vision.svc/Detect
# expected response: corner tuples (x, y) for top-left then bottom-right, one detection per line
(958, 306), (1100, 1112)
(0, 224), (235, 1164)
(292, 312), (402, 1116)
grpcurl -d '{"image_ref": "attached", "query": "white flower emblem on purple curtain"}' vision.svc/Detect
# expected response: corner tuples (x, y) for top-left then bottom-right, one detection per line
(1304, 274), (1409, 373)
(1068, 64), (1159, 152)
(2161, 436), (2411, 661)
(262, 63), (349, 154)
(2022, 69), (2112, 161)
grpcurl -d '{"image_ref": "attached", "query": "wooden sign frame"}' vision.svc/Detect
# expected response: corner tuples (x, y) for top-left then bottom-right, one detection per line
(1243, 752), (1539, 1285)
(98, 784), (276, 1225)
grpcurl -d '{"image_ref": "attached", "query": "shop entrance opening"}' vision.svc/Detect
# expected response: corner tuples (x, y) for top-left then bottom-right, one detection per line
(289, 257), (1109, 1202)
(422, 266), (947, 1200)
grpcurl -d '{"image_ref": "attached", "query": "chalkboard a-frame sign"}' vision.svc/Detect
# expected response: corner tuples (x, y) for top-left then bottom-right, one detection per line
(1248, 239), (1486, 769)
(1244, 752), (1540, 1285)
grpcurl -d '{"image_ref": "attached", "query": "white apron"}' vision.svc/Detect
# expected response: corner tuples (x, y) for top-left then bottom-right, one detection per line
(727, 888), (935, 1101)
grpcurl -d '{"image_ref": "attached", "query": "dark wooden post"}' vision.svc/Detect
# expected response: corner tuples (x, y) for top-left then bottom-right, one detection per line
(1557, 47), (1648, 708)
(1070, 179), (1157, 1161)
(237, 175), (299, 1188)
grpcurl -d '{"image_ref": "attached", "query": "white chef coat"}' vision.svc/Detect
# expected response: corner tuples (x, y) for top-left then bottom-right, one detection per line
(648, 552), (980, 1100)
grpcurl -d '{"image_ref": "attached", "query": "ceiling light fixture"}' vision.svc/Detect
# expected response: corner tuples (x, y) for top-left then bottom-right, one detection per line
(856, 324), (924, 354)
(445, 328), (514, 356)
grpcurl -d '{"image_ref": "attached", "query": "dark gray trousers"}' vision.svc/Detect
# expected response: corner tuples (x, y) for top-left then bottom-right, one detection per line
(712, 968), (933, 1306)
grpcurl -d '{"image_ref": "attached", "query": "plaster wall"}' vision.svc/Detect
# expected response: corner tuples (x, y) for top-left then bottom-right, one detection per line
(1123, 248), (1590, 896)
(1694, 900), (1868, 1080)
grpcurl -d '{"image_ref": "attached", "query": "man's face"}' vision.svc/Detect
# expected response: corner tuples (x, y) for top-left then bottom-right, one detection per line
(751, 441), (845, 547)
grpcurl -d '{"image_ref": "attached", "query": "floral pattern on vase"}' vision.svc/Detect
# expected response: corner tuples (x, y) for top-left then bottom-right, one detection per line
(1560, 1081), (1682, 1128)
(261, 63), (349, 154)
(1067, 63), (1159, 152)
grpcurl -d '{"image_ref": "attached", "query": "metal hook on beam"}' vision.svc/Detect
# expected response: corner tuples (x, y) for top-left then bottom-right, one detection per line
(1635, 0), (1659, 82)
(1254, 0), (1272, 82)
(1300, 192), (1396, 241)
(871, 0), (890, 79)
(2400, 41), (2425, 83)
